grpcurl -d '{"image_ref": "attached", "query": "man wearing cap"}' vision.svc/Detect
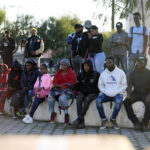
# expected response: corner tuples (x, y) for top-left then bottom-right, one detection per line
(72, 24), (89, 76)
(0, 31), (15, 67)
(110, 22), (128, 73)
(24, 28), (44, 67)
(124, 56), (150, 131)
(128, 12), (149, 75)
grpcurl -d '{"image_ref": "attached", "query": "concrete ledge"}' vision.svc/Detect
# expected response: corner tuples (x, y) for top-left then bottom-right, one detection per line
(4, 98), (145, 128)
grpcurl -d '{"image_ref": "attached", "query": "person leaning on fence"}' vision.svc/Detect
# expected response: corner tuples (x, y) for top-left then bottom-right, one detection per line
(88, 25), (105, 74)
(48, 58), (76, 125)
(23, 63), (51, 124)
(73, 59), (100, 129)
(24, 28), (44, 67)
(110, 22), (128, 73)
(124, 56), (150, 131)
(71, 24), (89, 76)
(128, 12), (149, 77)
(0, 64), (10, 115)
(19, 60), (40, 116)
(96, 56), (127, 130)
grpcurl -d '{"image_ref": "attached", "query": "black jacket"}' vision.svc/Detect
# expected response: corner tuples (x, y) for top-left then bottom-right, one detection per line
(76, 59), (100, 95)
(89, 33), (103, 55)
(8, 60), (22, 89)
(72, 32), (89, 57)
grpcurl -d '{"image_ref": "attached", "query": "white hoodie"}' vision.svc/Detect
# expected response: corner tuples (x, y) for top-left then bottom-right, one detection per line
(98, 66), (127, 97)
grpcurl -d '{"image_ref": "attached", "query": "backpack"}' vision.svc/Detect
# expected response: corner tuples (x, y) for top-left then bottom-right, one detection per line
(10, 90), (25, 108)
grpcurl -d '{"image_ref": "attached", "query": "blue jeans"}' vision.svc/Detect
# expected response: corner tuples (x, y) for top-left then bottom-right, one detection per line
(96, 93), (123, 120)
(29, 97), (45, 117)
(19, 90), (34, 113)
(48, 94), (71, 114)
(89, 52), (106, 74)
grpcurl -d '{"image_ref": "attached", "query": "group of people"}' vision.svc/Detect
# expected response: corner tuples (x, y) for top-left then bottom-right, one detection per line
(0, 11), (150, 131)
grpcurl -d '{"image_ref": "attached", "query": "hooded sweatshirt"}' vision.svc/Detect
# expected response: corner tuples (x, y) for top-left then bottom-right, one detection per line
(21, 60), (40, 90)
(76, 59), (100, 95)
(98, 66), (127, 97)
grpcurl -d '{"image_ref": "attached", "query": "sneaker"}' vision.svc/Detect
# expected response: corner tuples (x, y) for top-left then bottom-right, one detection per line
(64, 114), (69, 125)
(73, 118), (80, 128)
(142, 123), (149, 132)
(22, 114), (31, 122)
(12, 114), (18, 119)
(24, 116), (33, 124)
(50, 112), (57, 123)
(134, 122), (142, 131)
(110, 119), (120, 130)
(78, 123), (85, 129)
(100, 119), (108, 130)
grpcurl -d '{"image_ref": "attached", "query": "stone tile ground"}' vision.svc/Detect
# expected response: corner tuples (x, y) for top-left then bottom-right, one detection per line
(0, 115), (149, 150)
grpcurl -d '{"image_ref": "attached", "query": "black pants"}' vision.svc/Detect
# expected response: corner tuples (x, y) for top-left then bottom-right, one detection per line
(1, 54), (13, 67)
(77, 92), (96, 120)
(124, 94), (150, 125)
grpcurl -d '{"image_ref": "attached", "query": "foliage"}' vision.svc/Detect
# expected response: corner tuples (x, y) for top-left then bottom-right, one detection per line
(0, 8), (6, 27)
(102, 31), (114, 56)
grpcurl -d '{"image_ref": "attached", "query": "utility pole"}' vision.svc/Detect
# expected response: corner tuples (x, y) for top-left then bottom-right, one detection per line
(111, 0), (115, 30)
(140, 0), (145, 26)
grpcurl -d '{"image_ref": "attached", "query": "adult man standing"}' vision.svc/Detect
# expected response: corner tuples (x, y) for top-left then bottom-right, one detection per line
(128, 12), (149, 74)
(24, 28), (44, 67)
(0, 31), (15, 67)
(72, 24), (89, 76)
(110, 22), (128, 73)
(96, 56), (127, 130)
(124, 56), (150, 131)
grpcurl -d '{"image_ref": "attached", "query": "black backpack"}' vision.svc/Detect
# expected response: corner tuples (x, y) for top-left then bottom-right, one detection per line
(10, 90), (25, 108)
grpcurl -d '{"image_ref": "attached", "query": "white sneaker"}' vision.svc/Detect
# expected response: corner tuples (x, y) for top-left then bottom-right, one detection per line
(22, 114), (31, 122)
(24, 116), (33, 124)
(100, 119), (108, 130)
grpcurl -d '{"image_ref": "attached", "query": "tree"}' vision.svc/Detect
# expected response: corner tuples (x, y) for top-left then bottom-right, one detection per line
(38, 15), (81, 59)
(0, 8), (6, 27)
(5, 15), (35, 47)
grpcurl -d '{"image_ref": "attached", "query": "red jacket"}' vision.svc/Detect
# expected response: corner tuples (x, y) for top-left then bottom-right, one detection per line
(53, 68), (76, 89)
(0, 64), (10, 92)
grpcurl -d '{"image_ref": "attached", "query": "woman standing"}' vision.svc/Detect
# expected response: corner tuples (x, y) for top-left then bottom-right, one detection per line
(88, 25), (106, 74)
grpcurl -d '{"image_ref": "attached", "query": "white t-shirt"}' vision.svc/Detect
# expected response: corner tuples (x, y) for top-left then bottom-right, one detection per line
(128, 25), (149, 54)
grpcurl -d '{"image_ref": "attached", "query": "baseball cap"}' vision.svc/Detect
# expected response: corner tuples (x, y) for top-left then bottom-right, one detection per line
(116, 22), (123, 28)
(74, 24), (83, 29)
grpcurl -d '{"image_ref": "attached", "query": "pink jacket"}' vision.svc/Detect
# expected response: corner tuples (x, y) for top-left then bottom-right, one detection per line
(34, 73), (51, 98)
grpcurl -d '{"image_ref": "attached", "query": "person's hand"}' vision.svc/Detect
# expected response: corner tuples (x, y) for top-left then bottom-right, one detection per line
(37, 87), (42, 91)
(31, 52), (36, 55)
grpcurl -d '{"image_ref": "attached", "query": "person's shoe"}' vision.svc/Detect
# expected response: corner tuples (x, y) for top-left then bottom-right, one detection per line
(110, 119), (120, 130)
(100, 119), (108, 130)
(22, 114), (31, 122)
(50, 112), (57, 124)
(24, 116), (33, 124)
(0, 112), (3, 116)
(64, 114), (69, 125)
(142, 123), (149, 132)
(134, 122), (142, 131)
(12, 114), (18, 119)
(73, 118), (80, 128)
(78, 123), (85, 129)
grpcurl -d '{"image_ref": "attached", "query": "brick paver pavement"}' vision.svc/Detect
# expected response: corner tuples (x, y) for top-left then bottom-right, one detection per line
(0, 115), (149, 150)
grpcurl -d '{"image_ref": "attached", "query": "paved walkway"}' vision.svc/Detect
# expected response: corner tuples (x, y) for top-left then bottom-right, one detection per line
(0, 115), (149, 150)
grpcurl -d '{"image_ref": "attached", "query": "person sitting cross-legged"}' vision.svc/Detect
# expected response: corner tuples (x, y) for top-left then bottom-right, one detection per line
(73, 59), (99, 128)
(96, 56), (127, 130)
(124, 56), (150, 131)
